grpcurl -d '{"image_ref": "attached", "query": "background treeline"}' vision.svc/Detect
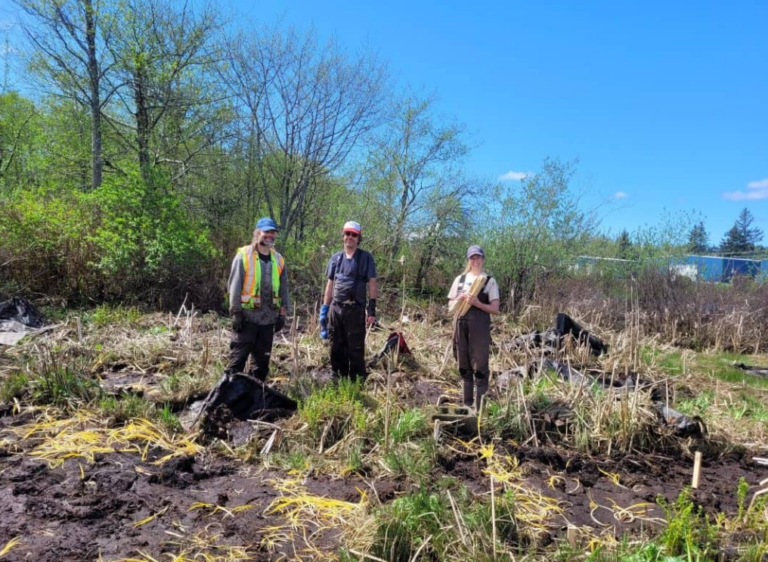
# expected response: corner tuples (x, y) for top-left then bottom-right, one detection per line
(0, 0), (760, 326)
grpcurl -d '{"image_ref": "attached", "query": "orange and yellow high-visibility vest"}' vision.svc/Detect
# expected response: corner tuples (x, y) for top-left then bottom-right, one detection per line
(238, 246), (285, 309)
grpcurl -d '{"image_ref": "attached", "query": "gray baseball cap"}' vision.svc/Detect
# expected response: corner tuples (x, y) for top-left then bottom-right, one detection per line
(467, 245), (484, 259)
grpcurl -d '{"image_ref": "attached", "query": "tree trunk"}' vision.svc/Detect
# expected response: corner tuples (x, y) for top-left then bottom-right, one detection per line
(84, 0), (103, 189)
(415, 234), (438, 290)
(133, 64), (151, 185)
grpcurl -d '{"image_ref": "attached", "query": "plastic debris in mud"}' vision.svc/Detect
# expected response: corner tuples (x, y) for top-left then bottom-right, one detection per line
(188, 372), (298, 439)
(496, 359), (706, 438)
(0, 296), (48, 346)
(509, 312), (609, 357)
(367, 331), (412, 369)
(733, 362), (768, 379)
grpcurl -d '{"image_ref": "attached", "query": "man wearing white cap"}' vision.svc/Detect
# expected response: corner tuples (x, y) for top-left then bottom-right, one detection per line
(319, 221), (378, 381)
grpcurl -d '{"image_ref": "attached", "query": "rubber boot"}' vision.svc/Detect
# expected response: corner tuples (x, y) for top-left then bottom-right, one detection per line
(460, 369), (474, 408)
(474, 372), (489, 412)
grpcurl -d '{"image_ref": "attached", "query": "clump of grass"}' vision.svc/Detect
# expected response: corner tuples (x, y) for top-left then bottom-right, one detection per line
(97, 394), (154, 423)
(87, 304), (143, 326)
(484, 400), (529, 442)
(97, 395), (182, 433)
(389, 407), (428, 445)
(298, 378), (377, 447)
(0, 372), (29, 403)
(156, 402), (182, 432)
(382, 438), (436, 480)
(26, 347), (100, 410)
(370, 485), (518, 562)
(657, 488), (717, 559)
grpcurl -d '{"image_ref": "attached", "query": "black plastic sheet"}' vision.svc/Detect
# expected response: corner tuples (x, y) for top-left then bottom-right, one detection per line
(0, 297), (45, 329)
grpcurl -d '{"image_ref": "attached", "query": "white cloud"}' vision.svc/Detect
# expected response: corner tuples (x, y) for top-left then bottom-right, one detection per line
(723, 178), (768, 201)
(613, 191), (628, 200)
(747, 178), (768, 190)
(723, 189), (768, 201)
(498, 170), (529, 181)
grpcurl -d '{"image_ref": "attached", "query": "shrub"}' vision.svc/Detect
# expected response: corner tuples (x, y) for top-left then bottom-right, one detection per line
(0, 173), (221, 308)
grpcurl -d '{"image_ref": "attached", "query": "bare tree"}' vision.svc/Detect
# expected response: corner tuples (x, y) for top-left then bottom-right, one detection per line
(223, 26), (388, 239)
(14, 0), (117, 189)
(368, 95), (471, 270)
(103, 0), (226, 185)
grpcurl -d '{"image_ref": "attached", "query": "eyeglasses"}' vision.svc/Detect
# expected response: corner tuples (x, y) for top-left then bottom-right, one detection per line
(344, 232), (359, 238)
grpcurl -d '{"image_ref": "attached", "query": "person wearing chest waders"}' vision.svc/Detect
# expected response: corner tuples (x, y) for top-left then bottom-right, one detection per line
(227, 217), (291, 381)
(448, 245), (500, 412)
(319, 221), (378, 381)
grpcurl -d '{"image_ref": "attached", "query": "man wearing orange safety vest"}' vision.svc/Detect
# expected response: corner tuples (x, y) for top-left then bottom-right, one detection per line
(227, 217), (291, 381)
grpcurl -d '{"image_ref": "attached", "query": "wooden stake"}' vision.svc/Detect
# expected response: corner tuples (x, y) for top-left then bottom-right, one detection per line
(76, 317), (83, 343)
(692, 451), (703, 489)
(567, 526), (578, 547)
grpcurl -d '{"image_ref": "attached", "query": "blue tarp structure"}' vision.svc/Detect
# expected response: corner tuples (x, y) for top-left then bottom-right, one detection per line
(678, 255), (760, 282)
(581, 255), (767, 283)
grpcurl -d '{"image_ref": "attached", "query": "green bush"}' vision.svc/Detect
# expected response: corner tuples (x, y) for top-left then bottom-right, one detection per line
(0, 172), (220, 307)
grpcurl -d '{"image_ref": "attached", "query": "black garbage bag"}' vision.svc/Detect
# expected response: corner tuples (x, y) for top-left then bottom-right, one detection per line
(554, 313), (608, 356)
(193, 372), (297, 430)
(0, 297), (46, 329)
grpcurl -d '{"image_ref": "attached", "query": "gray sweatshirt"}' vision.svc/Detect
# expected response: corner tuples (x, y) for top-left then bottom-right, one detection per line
(228, 248), (291, 325)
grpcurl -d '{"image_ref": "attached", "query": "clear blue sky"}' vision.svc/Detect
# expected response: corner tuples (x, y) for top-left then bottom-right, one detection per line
(231, 0), (768, 244)
(2, 0), (766, 245)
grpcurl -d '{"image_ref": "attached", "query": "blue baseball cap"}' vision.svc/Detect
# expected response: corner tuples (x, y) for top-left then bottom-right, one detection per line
(255, 217), (279, 232)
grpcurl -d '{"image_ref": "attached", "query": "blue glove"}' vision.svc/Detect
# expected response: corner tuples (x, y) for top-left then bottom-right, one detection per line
(319, 304), (329, 340)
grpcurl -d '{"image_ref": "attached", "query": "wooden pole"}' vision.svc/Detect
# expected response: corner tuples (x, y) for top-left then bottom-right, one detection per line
(76, 317), (83, 343)
(692, 451), (703, 489)
(567, 526), (578, 547)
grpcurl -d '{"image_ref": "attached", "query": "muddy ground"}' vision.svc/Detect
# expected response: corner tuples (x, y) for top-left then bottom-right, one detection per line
(1, 371), (766, 561)
(1, 415), (764, 562)
(0, 445), (405, 562)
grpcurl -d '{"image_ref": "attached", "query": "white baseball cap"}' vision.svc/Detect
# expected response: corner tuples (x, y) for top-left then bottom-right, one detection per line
(343, 221), (362, 234)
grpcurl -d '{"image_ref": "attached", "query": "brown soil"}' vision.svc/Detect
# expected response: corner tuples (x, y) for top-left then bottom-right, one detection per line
(437, 442), (766, 541)
(3, 415), (766, 561)
(0, 446), (399, 562)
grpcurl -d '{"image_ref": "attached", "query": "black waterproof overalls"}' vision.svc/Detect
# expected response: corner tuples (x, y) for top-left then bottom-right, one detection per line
(453, 276), (492, 409)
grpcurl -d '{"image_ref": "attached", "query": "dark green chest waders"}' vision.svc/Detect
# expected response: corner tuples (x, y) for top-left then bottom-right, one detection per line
(453, 275), (492, 410)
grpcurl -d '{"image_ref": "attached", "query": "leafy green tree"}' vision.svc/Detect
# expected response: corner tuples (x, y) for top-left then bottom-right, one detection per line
(617, 229), (634, 259)
(687, 220), (709, 254)
(371, 95), (471, 271)
(481, 158), (599, 315)
(720, 208), (763, 255)
(0, 91), (39, 191)
(105, 0), (225, 185)
(14, 0), (112, 189)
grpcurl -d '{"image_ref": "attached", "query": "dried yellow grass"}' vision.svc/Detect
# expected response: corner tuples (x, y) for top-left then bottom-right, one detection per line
(260, 476), (376, 560)
(0, 537), (22, 558)
(7, 410), (201, 467)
